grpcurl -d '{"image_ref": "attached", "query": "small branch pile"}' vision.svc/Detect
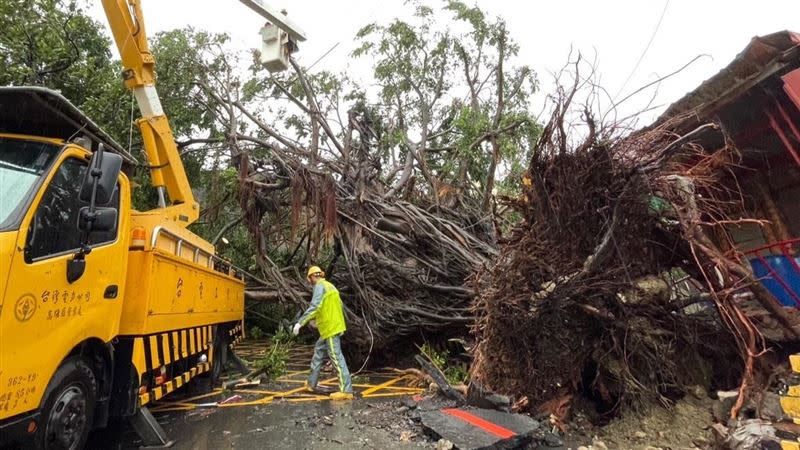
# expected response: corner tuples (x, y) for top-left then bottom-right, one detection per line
(471, 81), (765, 420)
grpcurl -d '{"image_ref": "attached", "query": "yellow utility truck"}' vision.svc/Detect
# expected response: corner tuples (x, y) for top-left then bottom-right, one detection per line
(0, 1), (247, 448)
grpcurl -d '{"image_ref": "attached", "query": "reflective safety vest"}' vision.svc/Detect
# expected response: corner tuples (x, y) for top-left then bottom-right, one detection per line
(315, 280), (346, 339)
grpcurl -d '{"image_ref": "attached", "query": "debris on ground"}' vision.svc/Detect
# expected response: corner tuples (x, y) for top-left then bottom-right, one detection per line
(722, 419), (780, 450)
(466, 380), (512, 412)
(219, 394), (244, 405)
(575, 388), (715, 450)
(436, 438), (455, 450)
(222, 377), (262, 390)
(420, 407), (541, 450)
(415, 354), (466, 404)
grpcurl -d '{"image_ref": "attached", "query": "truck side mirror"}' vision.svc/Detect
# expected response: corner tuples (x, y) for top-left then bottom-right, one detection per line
(68, 147), (123, 284)
(79, 147), (123, 205)
(78, 207), (118, 233)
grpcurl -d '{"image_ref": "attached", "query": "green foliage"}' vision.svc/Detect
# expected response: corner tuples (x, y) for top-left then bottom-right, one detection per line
(445, 1), (488, 38)
(420, 343), (468, 385)
(421, 342), (447, 368)
(255, 339), (290, 379)
(351, 1), (541, 205)
(254, 330), (298, 379)
(250, 326), (265, 340)
(150, 28), (230, 140)
(271, 327), (296, 346)
(444, 365), (469, 385)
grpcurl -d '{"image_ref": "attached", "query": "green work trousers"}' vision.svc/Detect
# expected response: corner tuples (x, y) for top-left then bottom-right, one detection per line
(308, 334), (352, 393)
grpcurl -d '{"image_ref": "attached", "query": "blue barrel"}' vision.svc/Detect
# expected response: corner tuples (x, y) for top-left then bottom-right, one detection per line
(749, 255), (800, 307)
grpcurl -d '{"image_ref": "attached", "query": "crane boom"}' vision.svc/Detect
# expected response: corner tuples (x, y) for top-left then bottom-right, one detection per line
(238, 0), (307, 42)
(101, 0), (199, 225)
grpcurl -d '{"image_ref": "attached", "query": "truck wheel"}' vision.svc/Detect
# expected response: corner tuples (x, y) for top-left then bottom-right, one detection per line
(35, 357), (97, 450)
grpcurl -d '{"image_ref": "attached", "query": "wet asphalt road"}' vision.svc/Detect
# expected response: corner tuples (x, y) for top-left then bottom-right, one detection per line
(82, 339), (431, 449)
(87, 398), (429, 450)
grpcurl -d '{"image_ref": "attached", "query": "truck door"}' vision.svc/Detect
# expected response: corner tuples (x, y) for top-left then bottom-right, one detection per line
(0, 147), (128, 419)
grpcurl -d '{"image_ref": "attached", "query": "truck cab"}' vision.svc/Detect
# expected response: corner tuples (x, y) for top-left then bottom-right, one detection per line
(0, 87), (133, 447)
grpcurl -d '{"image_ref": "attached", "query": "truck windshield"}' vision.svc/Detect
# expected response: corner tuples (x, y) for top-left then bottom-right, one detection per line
(0, 138), (60, 230)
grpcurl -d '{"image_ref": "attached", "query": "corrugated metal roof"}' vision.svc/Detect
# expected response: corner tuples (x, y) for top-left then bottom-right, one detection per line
(655, 30), (800, 127)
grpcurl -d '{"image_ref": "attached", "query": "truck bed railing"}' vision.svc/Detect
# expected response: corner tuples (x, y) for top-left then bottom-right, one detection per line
(150, 226), (244, 281)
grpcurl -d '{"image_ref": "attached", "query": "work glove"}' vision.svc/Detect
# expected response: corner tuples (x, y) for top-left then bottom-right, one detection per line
(292, 323), (301, 336)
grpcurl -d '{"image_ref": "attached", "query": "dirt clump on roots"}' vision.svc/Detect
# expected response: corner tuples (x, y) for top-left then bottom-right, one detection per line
(590, 387), (714, 450)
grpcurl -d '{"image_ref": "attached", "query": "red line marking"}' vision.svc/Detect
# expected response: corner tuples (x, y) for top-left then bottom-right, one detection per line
(441, 408), (517, 439)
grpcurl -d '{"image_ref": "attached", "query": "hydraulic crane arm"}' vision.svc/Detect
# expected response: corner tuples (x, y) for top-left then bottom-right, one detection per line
(101, 0), (199, 225)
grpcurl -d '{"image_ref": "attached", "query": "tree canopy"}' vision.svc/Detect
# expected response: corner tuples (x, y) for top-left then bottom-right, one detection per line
(0, 0), (542, 341)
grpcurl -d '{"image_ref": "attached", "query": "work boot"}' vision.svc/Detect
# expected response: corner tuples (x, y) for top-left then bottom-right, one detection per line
(329, 391), (354, 401)
(305, 382), (336, 394)
(309, 384), (337, 395)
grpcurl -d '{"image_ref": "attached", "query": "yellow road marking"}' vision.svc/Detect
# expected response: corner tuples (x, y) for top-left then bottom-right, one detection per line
(360, 375), (409, 396)
(362, 391), (424, 398)
(233, 389), (287, 395)
(288, 396), (331, 402)
(149, 340), (426, 411)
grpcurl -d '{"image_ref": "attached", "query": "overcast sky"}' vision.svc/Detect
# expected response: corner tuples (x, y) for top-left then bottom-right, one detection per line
(88, 0), (799, 124)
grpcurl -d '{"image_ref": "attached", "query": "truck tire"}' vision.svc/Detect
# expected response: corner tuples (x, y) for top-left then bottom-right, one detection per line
(35, 357), (97, 450)
(209, 331), (227, 383)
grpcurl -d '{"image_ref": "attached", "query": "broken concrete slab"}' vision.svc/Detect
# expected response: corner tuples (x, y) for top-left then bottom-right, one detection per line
(467, 380), (511, 412)
(420, 406), (540, 449)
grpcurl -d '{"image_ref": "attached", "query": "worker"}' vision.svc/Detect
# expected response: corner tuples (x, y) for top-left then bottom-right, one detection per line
(293, 266), (354, 400)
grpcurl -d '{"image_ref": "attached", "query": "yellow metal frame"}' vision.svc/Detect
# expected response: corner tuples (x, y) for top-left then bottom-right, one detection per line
(134, 323), (244, 407)
(0, 132), (64, 146)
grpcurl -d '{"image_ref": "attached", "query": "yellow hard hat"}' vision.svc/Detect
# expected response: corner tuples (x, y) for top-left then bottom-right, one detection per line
(307, 266), (325, 279)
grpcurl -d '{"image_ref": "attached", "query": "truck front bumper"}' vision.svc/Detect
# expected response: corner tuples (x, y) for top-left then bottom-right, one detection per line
(0, 410), (40, 446)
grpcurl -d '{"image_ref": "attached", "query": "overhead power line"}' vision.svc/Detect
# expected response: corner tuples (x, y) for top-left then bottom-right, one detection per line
(614, 0), (670, 101)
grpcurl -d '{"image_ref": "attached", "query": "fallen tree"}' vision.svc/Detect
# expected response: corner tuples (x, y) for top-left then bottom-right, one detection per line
(469, 64), (784, 422)
(177, 3), (540, 362)
(238, 157), (498, 360)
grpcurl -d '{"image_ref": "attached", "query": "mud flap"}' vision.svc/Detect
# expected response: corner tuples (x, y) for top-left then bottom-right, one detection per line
(129, 406), (174, 448)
